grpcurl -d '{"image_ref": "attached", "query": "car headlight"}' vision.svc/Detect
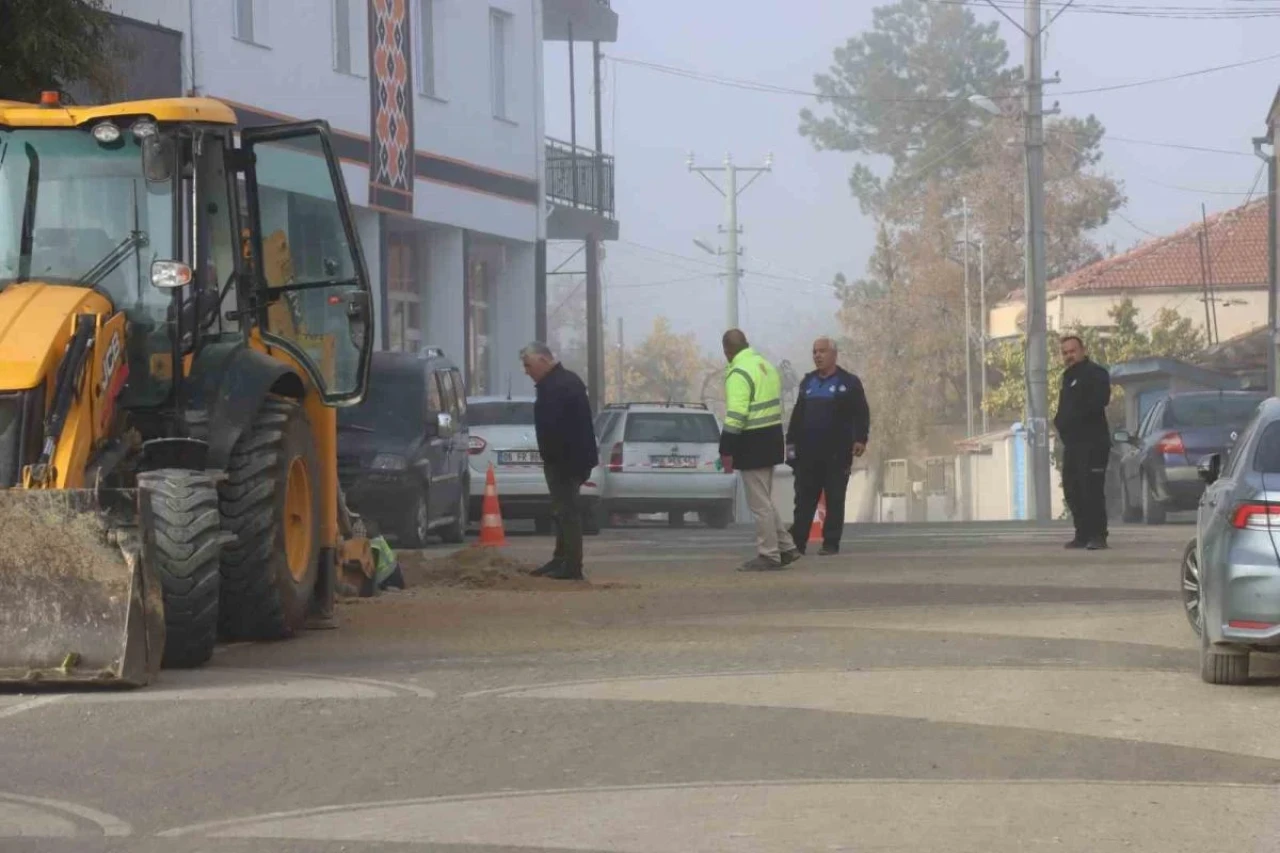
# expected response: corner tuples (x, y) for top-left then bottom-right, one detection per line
(371, 453), (408, 472)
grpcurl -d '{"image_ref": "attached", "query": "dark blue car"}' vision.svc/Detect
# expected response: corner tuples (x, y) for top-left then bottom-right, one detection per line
(1113, 390), (1267, 525)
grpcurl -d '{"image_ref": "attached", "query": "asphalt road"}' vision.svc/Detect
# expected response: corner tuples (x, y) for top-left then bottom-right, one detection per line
(5, 519), (1280, 852)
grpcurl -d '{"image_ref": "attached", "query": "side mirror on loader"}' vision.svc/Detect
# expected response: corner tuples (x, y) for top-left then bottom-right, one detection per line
(151, 260), (193, 290)
(345, 290), (370, 351)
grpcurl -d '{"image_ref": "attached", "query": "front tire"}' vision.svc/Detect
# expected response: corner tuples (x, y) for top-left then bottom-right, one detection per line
(1181, 539), (1202, 636)
(700, 501), (734, 529)
(141, 470), (232, 669)
(217, 397), (321, 641)
(1120, 479), (1142, 523)
(400, 489), (431, 548)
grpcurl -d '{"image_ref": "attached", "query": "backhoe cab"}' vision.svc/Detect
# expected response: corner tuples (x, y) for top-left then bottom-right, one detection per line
(0, 93), (375, 686)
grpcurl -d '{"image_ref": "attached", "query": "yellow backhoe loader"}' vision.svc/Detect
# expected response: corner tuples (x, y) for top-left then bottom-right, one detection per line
(0, 93), (378, 686)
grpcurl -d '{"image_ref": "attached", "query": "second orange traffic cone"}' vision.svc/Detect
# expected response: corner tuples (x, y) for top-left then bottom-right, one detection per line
(476, 463), (507, 547)
(808, 492), (826, 544)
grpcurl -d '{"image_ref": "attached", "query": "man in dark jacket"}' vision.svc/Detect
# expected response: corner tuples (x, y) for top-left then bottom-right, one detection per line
(786, 336), (870, 555)
(1053, 334), (1112, 550)
(523, 342), (599, 580)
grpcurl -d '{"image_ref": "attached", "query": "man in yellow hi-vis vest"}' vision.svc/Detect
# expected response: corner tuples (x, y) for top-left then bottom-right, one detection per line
(720, 329), (801, 571)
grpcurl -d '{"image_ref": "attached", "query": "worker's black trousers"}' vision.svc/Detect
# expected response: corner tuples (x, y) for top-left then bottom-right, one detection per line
(791, 455), (851, 553)
(1062, 441), (1110, 543)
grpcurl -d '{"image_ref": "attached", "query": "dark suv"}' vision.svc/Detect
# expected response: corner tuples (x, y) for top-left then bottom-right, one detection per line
(337, 348), (470, 546)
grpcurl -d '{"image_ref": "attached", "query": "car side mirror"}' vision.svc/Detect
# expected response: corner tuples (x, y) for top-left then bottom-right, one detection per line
(344, 290), (370, 351)
(1197, 453), (1221, 484)
(433, 412), (452, 438)
(1112, 429), (1133, 445)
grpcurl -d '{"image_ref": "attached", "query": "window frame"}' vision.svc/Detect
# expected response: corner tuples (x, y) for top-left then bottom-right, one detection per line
(416, 0), (442, 99)
(233, 0), (270, 47)
(489, 8), (512, 121)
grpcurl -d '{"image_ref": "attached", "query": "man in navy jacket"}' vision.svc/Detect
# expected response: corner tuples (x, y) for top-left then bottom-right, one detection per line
(523, 342), (598, 580)
(786, 337), (870, 555)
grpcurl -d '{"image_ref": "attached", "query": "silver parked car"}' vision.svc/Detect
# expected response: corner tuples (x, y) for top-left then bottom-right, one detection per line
(1182, 395), (1280, 684)
(593, 402), (737, 528)
(465, 396), (605, 534)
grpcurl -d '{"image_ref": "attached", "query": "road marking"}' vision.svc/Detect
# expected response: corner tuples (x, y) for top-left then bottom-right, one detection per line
(497, 668), (1280, 760)
(0, 694), (67, 720)
(0, 792), (131, 837)
(158, 779), (1280, 849)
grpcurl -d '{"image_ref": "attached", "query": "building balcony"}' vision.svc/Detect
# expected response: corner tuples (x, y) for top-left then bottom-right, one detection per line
(545, 137), (618, 241)
(543, 0), (617, 42)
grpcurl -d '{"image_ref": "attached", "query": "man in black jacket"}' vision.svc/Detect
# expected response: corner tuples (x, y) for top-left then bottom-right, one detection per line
(523, 342), (599, 580)
(786, 336), (870, 555)
(1053, 334), (1112, 550)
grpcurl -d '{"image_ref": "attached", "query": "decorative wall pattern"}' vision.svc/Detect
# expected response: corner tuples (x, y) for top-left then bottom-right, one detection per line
(367, 0), (414, 214)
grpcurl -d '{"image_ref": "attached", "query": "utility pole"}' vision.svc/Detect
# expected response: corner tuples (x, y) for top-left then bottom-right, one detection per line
(979, 238), (989, 436)
(1023, 0), (1053, 524)
(962, 197), (974, 438)
(688, 153), (773, 329)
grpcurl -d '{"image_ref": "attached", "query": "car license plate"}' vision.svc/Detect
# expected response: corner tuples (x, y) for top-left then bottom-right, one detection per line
(499, 450), (541, 465)
(651, 455), (699, 469)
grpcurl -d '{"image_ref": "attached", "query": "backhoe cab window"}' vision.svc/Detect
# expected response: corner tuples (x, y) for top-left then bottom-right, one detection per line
(0, 127), (175, 325)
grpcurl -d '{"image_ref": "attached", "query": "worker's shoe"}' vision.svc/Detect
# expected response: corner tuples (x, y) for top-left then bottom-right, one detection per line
(544, 562), (585, 580)
(530, 558), (564, 577)
(780, 549), (802, 566)
(738, 555), (784, 572)
(818, 544), (839, 556)
(1063, 538), (1086, 550)
(1085, 537), (1109, 551)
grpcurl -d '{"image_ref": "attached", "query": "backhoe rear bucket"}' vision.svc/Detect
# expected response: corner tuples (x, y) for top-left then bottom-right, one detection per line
(0, 487), (165, 688)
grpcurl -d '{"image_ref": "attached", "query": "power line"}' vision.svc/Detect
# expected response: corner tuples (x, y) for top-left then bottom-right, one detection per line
(605, 49), (1280, 104)
(949, 0), (1280, 19)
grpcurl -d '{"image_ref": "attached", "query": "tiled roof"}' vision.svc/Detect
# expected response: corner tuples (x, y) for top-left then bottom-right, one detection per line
(999, 198), (1269, 302)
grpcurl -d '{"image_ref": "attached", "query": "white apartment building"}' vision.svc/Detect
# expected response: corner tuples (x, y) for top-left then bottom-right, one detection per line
(100, 0), (618, 396)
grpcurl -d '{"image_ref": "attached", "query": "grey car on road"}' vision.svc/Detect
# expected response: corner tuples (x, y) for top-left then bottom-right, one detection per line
(1183, 395), (1280, 684)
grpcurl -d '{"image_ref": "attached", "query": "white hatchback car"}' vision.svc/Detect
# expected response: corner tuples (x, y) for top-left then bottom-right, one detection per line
(593, 402), (737, 527)
(465, 396), (605, 534)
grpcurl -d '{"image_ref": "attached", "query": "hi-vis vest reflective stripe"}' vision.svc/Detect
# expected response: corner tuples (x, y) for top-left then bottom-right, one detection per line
(723, 347), (782, 435)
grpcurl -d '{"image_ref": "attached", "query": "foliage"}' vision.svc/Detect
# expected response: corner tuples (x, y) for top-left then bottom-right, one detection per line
(984, 298), (1206, 421)
(798, 0), (1019, 216)
(546, 286), (716, 407)
(0, 0), (124, 103)
(806, 0), (1127, 452)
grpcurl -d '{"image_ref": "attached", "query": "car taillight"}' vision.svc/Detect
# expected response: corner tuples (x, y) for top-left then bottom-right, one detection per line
(1231, 502), (1280, 530)
(608, 442), (624, 473)
(468, 436), (487, 455)
(1156, 432), (1185, 455)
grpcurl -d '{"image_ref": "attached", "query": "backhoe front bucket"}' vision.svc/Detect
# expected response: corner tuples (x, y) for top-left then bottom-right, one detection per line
(0, 487), (165, 688)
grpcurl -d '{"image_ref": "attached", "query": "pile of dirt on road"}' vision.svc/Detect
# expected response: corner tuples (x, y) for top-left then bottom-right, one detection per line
(395, 547), (609, 591)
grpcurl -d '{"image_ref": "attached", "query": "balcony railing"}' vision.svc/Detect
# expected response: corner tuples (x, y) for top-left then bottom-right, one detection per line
(545, 137), (615, 219)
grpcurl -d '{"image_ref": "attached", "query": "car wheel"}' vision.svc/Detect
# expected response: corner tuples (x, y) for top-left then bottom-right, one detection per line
(1200, 606), (1249, 685)
(700, 502), (734, 529)
(1141, 471), (1167, 525)
(668, 511), (686, 528)
(401, 490), (431, 548)
(1181, 539), (1202, 636)
(582, 502), (604, 536)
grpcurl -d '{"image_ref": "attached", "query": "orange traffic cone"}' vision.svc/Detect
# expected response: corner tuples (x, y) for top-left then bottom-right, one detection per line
(476, 463), (508, 547)
(808, 492), (826, 544)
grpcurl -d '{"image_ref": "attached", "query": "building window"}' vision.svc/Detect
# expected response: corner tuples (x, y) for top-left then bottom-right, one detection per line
(489, 8), (511, 120)
(234, 0), (269, 46)
(333, 0), (369, 76)
(416, 0), (440, 98)
(386, 232), (422, 352)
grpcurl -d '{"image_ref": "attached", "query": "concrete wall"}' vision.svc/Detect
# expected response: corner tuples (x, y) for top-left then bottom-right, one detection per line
(990, 286), (1267, 343)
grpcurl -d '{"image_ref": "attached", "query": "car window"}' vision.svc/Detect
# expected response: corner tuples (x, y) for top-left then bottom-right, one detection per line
(623, 412), (720, 443)
(595, 411), (618, 440)
(469, 401), (536, 425)
(1251, 420), (1280, 474)
(1138, 402), (1162, 437)
(338, 367), (425, 440)
(1224, 412), (1264, 478)
(435, 370), (460, 419)
(1165, 395), (1265, 428)
(449, 369), (467, 417)
(426, 369), (443, 413)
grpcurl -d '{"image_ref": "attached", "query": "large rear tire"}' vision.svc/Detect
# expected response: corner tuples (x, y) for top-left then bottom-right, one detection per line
(217, 397), (321, 641)
(139, 470), (231, 669)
